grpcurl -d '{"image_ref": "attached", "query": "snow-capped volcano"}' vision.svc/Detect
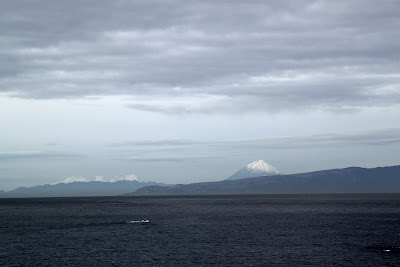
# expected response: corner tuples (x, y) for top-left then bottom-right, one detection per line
(226, 160), (280, 180)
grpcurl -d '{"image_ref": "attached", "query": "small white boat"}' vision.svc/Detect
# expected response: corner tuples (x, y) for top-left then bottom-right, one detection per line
(127, 219), (150, 223)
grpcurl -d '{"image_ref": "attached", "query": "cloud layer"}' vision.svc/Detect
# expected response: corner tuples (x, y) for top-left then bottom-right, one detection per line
(1, 0), (399, 113)
(59, 174), (139, 184)
(111, 128), (400, 162)
(0, 151), (80, 161)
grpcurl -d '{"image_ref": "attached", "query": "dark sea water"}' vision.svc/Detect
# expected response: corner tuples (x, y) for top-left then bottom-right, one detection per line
(0, 194), (399, 266)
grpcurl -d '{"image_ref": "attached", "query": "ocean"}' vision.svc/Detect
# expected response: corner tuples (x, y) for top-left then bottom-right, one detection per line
(0, 194), (399, 266)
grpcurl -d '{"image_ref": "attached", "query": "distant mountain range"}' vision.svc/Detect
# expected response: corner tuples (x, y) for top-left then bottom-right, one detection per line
(1, 163), (399, 198)
(0, 180), (165, 198)
(226, 160), (279, 180)
(127, 165), (400, 196)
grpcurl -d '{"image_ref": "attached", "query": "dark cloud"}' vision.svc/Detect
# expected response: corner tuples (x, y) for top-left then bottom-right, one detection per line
(0, 0), (399, 112)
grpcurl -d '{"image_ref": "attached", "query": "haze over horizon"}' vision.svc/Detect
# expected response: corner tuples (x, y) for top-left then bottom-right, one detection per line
(1, 0), (400, 191)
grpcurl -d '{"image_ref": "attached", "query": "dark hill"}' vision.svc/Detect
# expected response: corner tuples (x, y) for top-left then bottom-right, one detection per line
(127, 165), (400, 196)
(0, 180), (165, 198)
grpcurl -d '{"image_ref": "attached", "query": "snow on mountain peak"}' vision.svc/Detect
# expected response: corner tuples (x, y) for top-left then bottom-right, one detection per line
(246, 160), (279, 174)
(226, 160), (279, 180)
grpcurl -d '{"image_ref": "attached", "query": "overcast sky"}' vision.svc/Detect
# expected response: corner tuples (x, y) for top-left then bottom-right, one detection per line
(1, 0), (399, 190)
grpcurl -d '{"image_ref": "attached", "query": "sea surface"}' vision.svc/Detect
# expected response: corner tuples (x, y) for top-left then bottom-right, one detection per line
(0, 194), (399, 266)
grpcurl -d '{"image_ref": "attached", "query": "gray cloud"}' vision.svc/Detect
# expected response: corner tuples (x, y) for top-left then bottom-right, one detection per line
(0, 151), (81, 161)
(225, 129), (400, 150)
(111, 139), (203, 147)
(117, 156), (220, 163)
(110, 128), (400, 158)
(0, 0), (399, 112)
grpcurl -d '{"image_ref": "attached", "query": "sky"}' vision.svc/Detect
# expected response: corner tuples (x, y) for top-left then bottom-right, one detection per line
(1, 0), (399, 190)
